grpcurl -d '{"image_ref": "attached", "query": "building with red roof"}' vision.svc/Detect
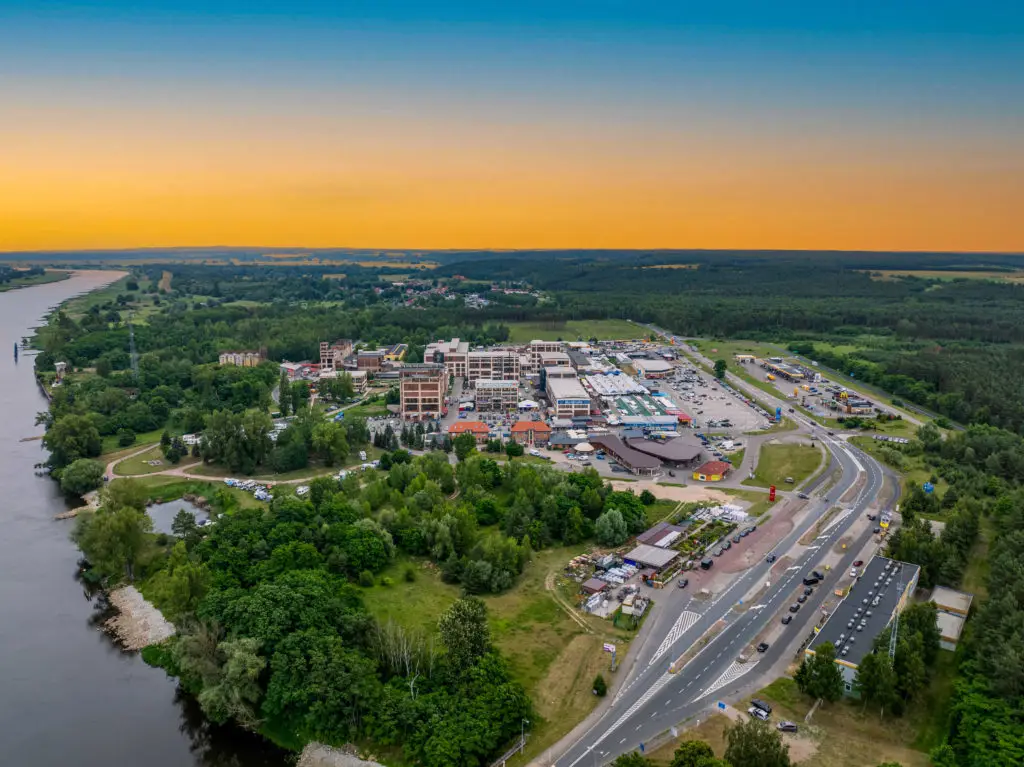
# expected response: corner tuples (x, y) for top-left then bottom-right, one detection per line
(448, 420), (492, 445)
(509, 420), (552, 446)
(692, 460), (731, 482)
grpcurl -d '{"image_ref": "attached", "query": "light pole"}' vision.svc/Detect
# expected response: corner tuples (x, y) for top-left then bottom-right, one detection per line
(521, 718), (530, 752)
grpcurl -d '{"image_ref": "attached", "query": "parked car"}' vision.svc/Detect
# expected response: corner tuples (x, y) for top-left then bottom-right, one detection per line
(853, 560), (864, 567)
(747, 706), (769, 722)
(777, 721), (799, 733)
(756, 642), (769, 653)
(751, 699), (773, 715)
(781, 615), (792, 625)
(873, 526), (882, 534)
(784, 476), (794, 483)
(803, 586), (813, 596)
(797, 492), (809, 500)
(867, 513), (877, 521)
(789, 603), (801, 613)
(677, 578), (689, 589)
(850, 568), (859, 578)
(797, 594), (808, 603)
(766, 553), (777, 563)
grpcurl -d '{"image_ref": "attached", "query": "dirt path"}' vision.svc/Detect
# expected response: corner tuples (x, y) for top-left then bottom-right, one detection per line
(157, 270), (172, 292)
(544, 571), (593, 633)
(610, 480), (732, 503)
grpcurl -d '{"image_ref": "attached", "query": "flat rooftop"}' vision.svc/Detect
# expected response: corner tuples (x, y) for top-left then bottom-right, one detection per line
(623, 543), (679, 569)
(627, 437), (702, 462)
(546, 376), (590, 401)
(807, 556), (920, 668)
(930, 586), (974, 616)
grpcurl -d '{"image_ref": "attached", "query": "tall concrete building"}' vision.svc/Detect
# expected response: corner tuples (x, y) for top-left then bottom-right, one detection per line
(319, 339), (354, 371)
(467, 350), (520, 385)
(526, 340), (564, 372)
(400, 363), (446, 420)
(424, 338), (469, 379)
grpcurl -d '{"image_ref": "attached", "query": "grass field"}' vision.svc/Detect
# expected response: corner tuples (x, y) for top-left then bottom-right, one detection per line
(342, 402), (391, 419)
(863, 269), (1024, 282)
(365, 546), (634, 764)
(100, 428), (165, 458)
(113, 445), (198, 476)
(743, 442), (823, 489)
(722, 487), (774, 518)
(644, 498), (681, 527)
(187, 445), (382, 481)
(849, 436), (948, 502)
(505, 319), (642, 343)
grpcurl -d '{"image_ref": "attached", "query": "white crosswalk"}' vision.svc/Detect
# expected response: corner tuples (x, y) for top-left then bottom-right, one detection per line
(693, 660), (759, 701)
(649, 610), (701, 665)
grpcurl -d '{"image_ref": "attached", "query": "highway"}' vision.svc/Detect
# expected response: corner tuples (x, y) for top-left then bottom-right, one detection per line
(551, 327), (897, 766)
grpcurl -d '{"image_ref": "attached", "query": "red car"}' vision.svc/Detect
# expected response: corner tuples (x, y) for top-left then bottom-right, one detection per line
(853, 560), (864, 567)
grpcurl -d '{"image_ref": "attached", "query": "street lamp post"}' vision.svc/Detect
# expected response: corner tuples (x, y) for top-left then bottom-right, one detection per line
(521, 718), (530, 753)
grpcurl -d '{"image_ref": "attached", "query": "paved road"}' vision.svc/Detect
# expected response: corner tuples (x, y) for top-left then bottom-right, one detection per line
(550, 325), (896, 766)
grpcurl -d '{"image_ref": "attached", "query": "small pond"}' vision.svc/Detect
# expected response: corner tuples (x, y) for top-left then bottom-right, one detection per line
(147, 499), (210, 535)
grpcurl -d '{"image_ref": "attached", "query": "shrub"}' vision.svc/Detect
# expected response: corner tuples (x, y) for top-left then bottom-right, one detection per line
(117, 429), (137, 447)
(403, 565), (416, 582)
(358, 570), (375, 587)
(379, 576), (393, 587)
(639, 489), (656, 505)
(592, 674), (607, 697)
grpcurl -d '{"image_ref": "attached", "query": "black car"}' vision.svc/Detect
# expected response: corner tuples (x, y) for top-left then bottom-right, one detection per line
(751, 699), (773, 715)
(873, 526), (882, 534)
(677, 578), (689, 589)
(789, 603), (801, 613)
(766, 553), (777, 563)
(781, 615), (792, 625)
(802, 575), (820, 586)
(797, 594), (808, 603)
(803, 586), (813, 596)
(756, 642), (769, 653)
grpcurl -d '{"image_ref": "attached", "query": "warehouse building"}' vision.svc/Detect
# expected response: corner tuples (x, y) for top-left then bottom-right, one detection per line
(623, 543), (679, 572)
(546, 376), (592, 419)
(805, 556), (920, 694)
(930, 586), (973, 651)
(633, 358), (673, 378)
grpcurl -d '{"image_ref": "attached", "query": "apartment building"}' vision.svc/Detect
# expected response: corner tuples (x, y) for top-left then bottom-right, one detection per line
(357, 350), (385, 372)
(539, 351), (571, 368)
(424, 338), (469, 378)
(467, 350), (520, 385)
(219, 350), (264, 367)
(474, 379), (519, 411)
(319, 339), (354, 371)
(400, 363), (446, 420)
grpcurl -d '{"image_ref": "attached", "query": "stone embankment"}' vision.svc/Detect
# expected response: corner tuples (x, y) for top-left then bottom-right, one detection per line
(297, 744), (380, 767)
(105, 586), (175, 650)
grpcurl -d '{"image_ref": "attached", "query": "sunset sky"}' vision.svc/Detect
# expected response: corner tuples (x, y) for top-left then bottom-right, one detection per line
(1, 2), (1022, 252)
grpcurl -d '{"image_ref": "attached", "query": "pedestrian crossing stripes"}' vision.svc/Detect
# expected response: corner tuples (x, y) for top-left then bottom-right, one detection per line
(693, 660), (758, 701)
(650, 610), (701, 665)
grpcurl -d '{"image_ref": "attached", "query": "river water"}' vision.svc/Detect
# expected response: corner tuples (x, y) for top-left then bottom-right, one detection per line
(0, 271), (289, 767)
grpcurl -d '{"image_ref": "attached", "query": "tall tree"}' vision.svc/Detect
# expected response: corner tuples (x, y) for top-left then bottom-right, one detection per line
(438, 596), (490, 670)
(723, 719), (791, 767)
(72, 506), (152, 582)
(714, 359), (727, 379)
(854, 652), (899, 718)
(796, 642), (844, 703)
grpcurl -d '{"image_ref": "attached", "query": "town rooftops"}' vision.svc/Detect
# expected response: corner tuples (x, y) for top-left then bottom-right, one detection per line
(447, 421), (490, 435)
(636, 522), (687, 547)
(511, 420), (551, 433)
(546, 376), (590, 400)
(622, 543), (679, 570)
(694, 460), (732, 476)
(929, 586), (974, 617)
(588, 435), (662, 470)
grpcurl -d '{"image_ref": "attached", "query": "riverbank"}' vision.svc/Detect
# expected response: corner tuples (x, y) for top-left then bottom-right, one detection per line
(106, 585), (176, 650)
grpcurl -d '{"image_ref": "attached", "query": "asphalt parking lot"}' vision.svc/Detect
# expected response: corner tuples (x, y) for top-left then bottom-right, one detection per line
(665, 365), (767, 435)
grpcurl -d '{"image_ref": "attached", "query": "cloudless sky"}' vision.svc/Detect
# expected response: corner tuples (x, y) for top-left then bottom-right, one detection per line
(1, 1), (1022, 251)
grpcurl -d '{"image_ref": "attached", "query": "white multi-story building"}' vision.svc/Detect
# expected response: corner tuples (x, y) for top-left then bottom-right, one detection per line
(474, 379), (519, 412)
(526, 340), (564, 373)
(546, 376), (592, 418)
(467, 350), (520, 385)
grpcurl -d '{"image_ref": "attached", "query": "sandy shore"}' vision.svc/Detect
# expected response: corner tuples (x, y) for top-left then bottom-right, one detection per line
(298, 744), (380, 767)
(105, 586), (175, 650)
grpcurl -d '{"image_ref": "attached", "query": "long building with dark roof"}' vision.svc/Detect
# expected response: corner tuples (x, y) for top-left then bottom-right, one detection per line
(588, 435), (661, 476)
(626, 437), (703, 467)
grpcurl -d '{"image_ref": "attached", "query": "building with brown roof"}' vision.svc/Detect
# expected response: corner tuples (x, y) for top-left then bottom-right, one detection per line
(509, 420), (552, 446)
(448, 420), (492, 445)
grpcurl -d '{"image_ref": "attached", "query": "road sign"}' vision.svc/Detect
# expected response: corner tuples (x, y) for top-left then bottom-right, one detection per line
(603, 643), (616, 653)
(718, 701), (726, 710)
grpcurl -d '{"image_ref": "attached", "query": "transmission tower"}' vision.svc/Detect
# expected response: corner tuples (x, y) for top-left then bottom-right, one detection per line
(888, 565), (904, 660)
(128, 311), (139, 381)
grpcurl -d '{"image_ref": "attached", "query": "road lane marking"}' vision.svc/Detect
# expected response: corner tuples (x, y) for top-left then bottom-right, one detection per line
(693, 660), (760, 701)
(649, 610), (701, 665)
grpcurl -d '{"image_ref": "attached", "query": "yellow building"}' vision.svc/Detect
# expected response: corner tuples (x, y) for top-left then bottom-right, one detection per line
(692, 460), (731, 482)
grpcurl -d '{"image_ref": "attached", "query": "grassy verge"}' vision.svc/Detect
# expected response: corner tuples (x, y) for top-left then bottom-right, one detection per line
(125, 475), (267, 509)
(742, 442), (823, 489)
(0, 269), (71, 292)
(644, 499), (681, 527)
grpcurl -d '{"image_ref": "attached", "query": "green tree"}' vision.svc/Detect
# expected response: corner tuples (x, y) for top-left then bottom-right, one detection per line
(505, 440), (524, 457)
(854, 652), (899, 718)
(723, 718), (791, 767)
(714, 359), (727, 380)
(640, 489), (656, 505)
(196, 637), (266, 728)
(453, 432), (477, 462)
(171, 508), (201, 546)
(72, 506), (152, 582)
(592, 673), (607, 697)
(595, 508), (629, 546)
(43, 413), (102, 468)
(147, 541), (211, 620)
(312, 420), (350, 465)
(60, 458), (105, 496)
(438, 596), (490, 670)
(101, 478), (149, 513)
(798, 641), (844, 703)
(670, 740), (724, 767)
(277, 370), (291, 416)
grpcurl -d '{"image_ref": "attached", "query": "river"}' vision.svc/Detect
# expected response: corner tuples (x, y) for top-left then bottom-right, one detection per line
(0, 271), (289, 767)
